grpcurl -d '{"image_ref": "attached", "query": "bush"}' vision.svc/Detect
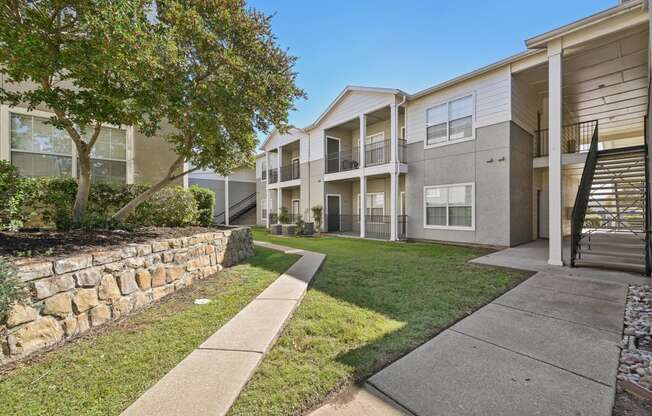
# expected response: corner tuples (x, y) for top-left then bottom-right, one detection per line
(0, 161), (38, 231)
(311, 205), (323, 231)
(0, 259), (27, 325)
(189, 185), (215, 227)
(278, 207), (290, 224)
(134, 186), (199, 227)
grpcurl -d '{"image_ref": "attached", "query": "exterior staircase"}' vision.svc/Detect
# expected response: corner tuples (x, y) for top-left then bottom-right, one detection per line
(572, 144), (650, 274)
(214, 192), (257, 225)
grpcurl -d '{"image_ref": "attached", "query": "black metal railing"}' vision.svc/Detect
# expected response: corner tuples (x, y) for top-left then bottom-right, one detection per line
(268, 169), (278, 183)
(570, 122), (599, 267)
(365, 140), (390, 166)
(267, 211), (302, 224)
(280, 160), (300, 182)
(325, 214), (407, 240)
(398, 139), (407, 163)
(534, 120), (599, 157)
(644, 115), (650, 276)
(215, 192), (257, 224)
(325, 147), (360, 174)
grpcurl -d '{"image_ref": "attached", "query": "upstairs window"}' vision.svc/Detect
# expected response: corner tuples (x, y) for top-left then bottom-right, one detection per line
(426, 95), (474, 147)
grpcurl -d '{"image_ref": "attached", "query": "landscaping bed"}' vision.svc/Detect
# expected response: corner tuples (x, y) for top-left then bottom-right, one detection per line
(0, 247), (297, 416)
(0, 227), (230, 260)
(228, 229), (529, 416)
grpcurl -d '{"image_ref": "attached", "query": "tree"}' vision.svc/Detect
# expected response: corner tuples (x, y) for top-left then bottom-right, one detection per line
(0, 1), (166, 222)
(111, 0), (304, 222)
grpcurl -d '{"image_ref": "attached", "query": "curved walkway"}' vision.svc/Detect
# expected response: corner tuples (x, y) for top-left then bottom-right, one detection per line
(123, 241), (325, 416)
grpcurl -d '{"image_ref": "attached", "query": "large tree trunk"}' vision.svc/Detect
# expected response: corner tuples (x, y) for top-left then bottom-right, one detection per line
(110, 156), (188, 223)
(73, 148), (92, 223)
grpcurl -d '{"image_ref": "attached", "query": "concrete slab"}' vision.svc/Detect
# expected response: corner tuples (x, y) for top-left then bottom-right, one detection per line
(494, 283), (624, 333)
(368, 330), (614, 416)
(122, 349), (262, 416)
(523, 272), (627, 303)
(257, 273), (310, 300)
(310, 385), (411, 416)
(200, 299), (297, 353)
(452, 303), (621, 385)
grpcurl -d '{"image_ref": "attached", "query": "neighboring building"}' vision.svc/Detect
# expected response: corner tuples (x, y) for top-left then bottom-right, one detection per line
(188, 165), (257, 225)
(255, 0), (652, 274)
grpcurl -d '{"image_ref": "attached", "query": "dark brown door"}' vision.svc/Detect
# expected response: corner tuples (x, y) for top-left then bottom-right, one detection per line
(327, 195), (340, 232)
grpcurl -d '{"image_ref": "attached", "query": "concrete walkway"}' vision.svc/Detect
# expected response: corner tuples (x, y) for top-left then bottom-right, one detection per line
(312, 246), (633, 416)
(123, 241), (325, 416)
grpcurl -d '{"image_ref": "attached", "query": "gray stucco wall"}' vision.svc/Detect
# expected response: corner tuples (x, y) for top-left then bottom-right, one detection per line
(405, 121), (528, 247)
(509, 122), (534, 245)
(188, 178), (255, 221)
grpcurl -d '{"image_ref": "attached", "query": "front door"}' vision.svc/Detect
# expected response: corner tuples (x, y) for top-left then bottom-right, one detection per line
(326, 137), (340, 173)
(327, 195), (340, 232)
(292, 199), (300, 220)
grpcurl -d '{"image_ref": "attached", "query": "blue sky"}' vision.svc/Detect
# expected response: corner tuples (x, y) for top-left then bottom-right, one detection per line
(248, 0), (616, 134)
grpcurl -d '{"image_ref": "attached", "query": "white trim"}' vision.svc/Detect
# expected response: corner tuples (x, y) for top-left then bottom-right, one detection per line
(325, 193), (342, 232)
(261, 198), (269, 221)
(291, 198), (300, 217)
(325, 135), (342, 171)
(0, 105), (9, 161)
(356, 192), (386, 218)
(400, 126), (406, 141)
(126, 126), (135, 184)
(424, 93), (476, 150)
(423, 182), (475, 231)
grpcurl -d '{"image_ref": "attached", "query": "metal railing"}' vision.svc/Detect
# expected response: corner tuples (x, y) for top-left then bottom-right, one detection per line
(325, 214), (407, 240)
(325, 139), (407, 174)
(268, 169), (278, 183)
(534, 120), (599, 157)
(215, 192), (257, 224)
(570, 122), (599, 267)
(325, 147), (360, 174)
(280, 160), (300, 182)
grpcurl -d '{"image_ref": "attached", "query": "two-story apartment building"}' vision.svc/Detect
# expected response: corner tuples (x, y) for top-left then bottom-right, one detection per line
(256, 0), (651, 274)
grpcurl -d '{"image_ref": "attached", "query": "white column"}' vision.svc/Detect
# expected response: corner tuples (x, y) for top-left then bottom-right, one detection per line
(390, 172), (398, 241)
(390, 103), (398, 164)
(0, 105), (10, 161)
(224, 176), (230, 226)
(548, 39), (564, 266)
(265, 188), (270, 229)
(277, 187), (282, 224)
(359, 114), (367, 238)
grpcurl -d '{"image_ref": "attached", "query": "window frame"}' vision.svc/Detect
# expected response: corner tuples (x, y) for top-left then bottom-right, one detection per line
(357, 192), (385, 221)
(424, 93), (475, 150)
(2, 105), (134, 183)
(261, 198), (269, 220)
(423, 182), (475, 231)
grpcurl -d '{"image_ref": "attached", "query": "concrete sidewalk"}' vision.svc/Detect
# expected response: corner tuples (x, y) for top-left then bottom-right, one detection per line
(312, 269), (628, 415)
(123, 241), (325, 416)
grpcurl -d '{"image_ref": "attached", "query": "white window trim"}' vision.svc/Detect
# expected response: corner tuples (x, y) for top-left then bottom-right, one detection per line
(325, 193), (341, 217)
(424, 92), (476, 150)
(365, 131), (385, 144)
(423, 182), (475, 231)
(400, 126), (406, 141)
(357, 192), (385, 221)
(261, 198), (269, 220)
(291, 198), (300, 216)
(4, 106), (134, 183)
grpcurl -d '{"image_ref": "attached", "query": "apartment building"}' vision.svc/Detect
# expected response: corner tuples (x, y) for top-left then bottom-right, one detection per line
(256, 0), (651, 274)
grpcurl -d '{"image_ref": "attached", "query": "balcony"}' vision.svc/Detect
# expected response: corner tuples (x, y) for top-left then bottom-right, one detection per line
(268, 169), (278, 184)
(534, 120), (598, 157)
(280, 160), (300, 182)
(325, 139), (407, 174)
(325, 214), (407, 240)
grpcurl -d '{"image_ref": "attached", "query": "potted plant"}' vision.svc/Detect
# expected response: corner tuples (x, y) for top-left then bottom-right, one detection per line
(311, 205), (323, 235)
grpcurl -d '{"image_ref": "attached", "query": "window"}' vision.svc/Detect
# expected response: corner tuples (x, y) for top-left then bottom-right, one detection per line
(261, 199), (268, 220)
(261, 160), (267, 180)
(357, 193), (385, 217)
(10, 112), (128, 183)
(426, 95), (473, 147)
(424, 183), (474, 229)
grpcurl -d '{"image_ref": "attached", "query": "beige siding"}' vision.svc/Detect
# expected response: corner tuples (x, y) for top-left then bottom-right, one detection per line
(511, 75), (538, 133)
(406, 67), (511, 144)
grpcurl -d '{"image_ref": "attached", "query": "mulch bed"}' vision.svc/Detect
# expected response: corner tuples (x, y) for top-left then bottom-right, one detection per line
(0, 227), (227, 261)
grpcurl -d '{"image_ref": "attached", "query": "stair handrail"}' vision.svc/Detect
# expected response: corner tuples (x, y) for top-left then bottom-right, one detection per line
(644, 115), (650, 276)
(214, 191), (257, 224)
(570, 122), (599, 267)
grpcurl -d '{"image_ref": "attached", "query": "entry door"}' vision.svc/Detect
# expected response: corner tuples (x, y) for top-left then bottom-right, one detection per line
(326, 138), (340, 173)
(327, 195), (340, 232)
(539, 188), (549, 239)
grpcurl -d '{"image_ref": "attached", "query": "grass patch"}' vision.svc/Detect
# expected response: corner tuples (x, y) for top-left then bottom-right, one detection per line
(0, 247), (297, 416)
(229, 230), (528, 415)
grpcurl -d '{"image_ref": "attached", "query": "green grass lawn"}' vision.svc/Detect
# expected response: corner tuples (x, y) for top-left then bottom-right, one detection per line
(0, 247), (297, 416)
(228, 229), (529, 416)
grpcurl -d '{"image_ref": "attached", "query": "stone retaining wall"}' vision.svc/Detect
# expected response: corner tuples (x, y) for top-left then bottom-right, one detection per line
(1, 227), (254, 365)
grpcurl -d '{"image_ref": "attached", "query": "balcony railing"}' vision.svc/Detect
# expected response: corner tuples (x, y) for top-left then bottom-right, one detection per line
(280, 160), (300, 182)
(325, 139), (407, 174)
(268, 169), (278, 183)
(325, 214), (407, 240)
(326, 147), (360, 174)
(268, 212), (300, 224)
(534, 120), (598, 157)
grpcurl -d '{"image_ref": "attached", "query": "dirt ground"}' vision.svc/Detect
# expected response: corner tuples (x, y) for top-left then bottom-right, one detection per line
(613, 382), (652, 416)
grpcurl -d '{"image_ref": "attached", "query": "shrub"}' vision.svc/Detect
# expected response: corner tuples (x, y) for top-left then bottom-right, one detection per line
(134, 186), (199, 227)
(189, 185), (215, 227)
(294, 214), (305, 235)
(311, 205), (323, 231)
(278, 207), (290, 224)
(0, 259), (27, 325)
(0, 161), (37, 231)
